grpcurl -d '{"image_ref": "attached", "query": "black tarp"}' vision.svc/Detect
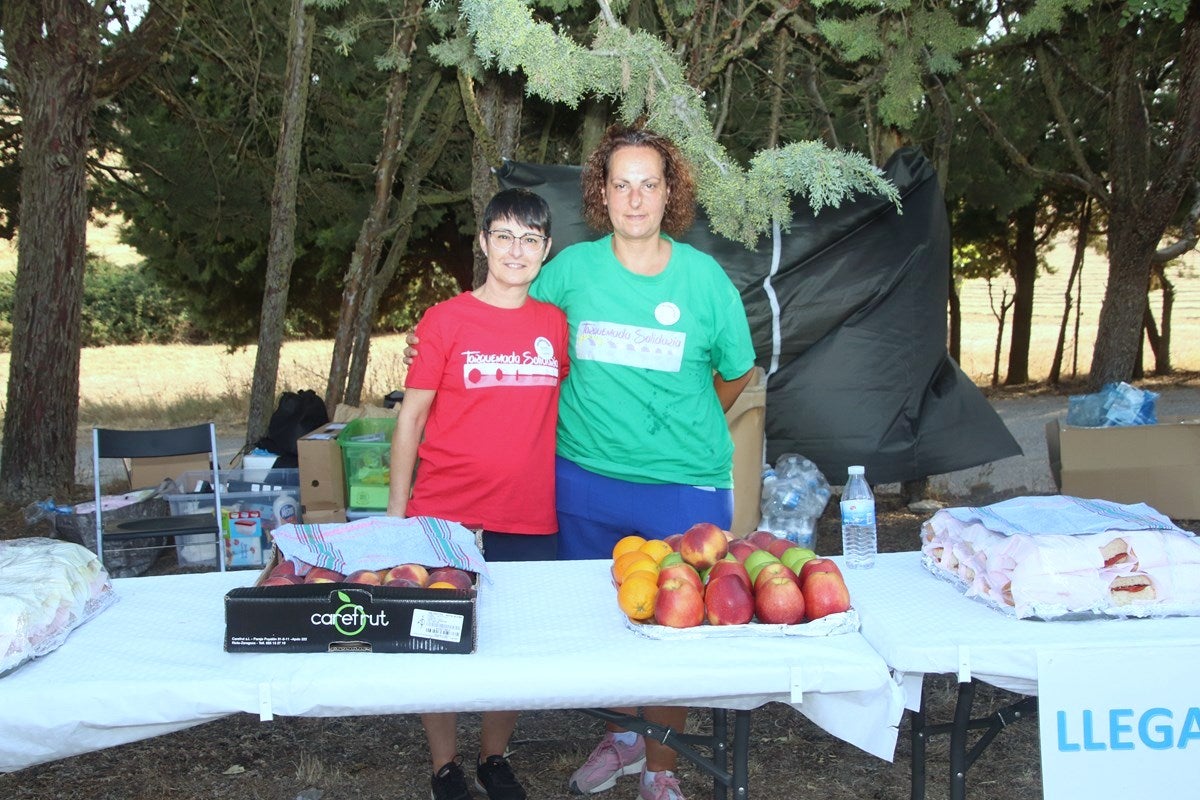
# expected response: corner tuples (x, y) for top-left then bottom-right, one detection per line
(498, 148), (1020, 484)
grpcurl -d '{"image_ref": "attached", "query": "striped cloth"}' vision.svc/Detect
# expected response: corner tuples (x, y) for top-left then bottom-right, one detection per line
(942, 495), (1188, 537)
(270, 516), (491, 582)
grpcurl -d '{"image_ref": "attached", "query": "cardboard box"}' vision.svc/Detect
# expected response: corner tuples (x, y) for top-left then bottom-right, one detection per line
(129, 454), (212, 491)
(301, 505), (348, 524)
(224, 554), (476, 653)
(298, 423), (348, 509)
(726, 367), (767, 536)
(1045, 417), (1200, 519)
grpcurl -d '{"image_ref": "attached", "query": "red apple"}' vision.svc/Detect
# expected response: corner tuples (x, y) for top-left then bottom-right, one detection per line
(704, 575), (755, 625)
(802, 571), (852, 621)
(754, 576), (806, 624)
(799, 557), (843, 586)
(706, 559), (752, 591)
(753, 561), (800, 591)
(344, 569), (382, 585)
(747, 530), (778, 549)
(304, 567), (344, 583)
(766, 537), (795, 559)
(383, 563), (429, 588)
(261, 575), (300, 587)
(270, 560), (299, 579)
(658, 562), (704, 594)
(654, 577), (705, 628)
(664, 533), (684, 552)
(728, 539), (760, 563)
(679, 522), (729, 571)
(427, 566), (474, 591)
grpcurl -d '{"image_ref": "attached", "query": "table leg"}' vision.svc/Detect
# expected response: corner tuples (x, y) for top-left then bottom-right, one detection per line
(907, 679), (1038, 800)
(910, 688), (928, 800)
(581, 707), (753, 800)
(948, 679), (976, 800)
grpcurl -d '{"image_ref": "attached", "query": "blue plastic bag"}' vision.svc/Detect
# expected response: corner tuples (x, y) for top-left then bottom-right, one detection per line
(1065, 382), (1158, 427)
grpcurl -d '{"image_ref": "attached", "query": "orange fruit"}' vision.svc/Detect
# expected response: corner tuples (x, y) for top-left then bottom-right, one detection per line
(612, 551), (659, 584)
(617, 574), (659, 620)
(624, 568), (659, 587)
(612, 534), (648, 560)
(638, 539), (674, 564)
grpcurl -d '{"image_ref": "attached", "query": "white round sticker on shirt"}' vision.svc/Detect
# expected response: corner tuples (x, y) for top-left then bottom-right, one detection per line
(654, 302), (681, 326)
(534, 336), (554, 359)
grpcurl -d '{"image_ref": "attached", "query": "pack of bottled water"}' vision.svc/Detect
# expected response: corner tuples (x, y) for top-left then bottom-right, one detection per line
(1066, 381), (1158, 428)
(759, 453), (831, 548)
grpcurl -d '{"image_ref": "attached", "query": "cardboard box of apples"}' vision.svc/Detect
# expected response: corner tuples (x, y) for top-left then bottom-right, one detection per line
(225, 546), (478, 654)
(612, 523), (858, 638)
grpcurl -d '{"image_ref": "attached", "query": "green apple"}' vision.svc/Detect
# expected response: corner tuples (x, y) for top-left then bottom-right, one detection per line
(659, 551), (685, 568)
(780, 547), (817, 573)
(744, 549), (781, 583)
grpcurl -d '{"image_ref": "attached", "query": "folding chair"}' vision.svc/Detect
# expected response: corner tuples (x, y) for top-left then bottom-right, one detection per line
(92, 423), (226, 573)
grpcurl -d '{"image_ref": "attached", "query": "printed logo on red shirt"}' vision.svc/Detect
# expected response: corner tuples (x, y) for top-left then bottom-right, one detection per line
(461, 336), (561, 388)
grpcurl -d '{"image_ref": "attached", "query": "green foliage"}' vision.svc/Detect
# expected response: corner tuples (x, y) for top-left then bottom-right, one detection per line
(0, 258), (198, 351)
(455, 0), (900, 246)
(94, 0), (472, 345)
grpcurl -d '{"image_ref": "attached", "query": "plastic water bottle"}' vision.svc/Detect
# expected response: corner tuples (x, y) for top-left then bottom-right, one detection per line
(840, 466), (876, 569)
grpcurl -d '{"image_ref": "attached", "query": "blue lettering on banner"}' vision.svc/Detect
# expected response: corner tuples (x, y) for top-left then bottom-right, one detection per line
(1058, 707), (1200, 752)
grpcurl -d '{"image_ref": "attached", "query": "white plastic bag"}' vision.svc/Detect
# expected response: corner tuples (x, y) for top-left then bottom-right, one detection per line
(0, 537), (117, 676)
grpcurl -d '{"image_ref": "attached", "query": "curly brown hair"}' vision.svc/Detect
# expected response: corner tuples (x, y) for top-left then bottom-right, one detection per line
(580, 124), (696, 238)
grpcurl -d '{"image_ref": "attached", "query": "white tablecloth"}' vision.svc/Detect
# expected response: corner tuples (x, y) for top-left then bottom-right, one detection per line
(0, 559), (903, 772)
(844, 551), (1200, 701)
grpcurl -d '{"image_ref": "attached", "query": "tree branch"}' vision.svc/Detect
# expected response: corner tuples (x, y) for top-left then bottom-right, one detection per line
(963, 80), (1107, 206)
(94, 0), (183, 101)
(1154, 181), (1200, 263)
(1034, 44), (1110, 197)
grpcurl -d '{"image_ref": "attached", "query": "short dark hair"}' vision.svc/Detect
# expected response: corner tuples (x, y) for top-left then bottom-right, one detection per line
(580, 124), (696, 237)
(483, 188), (551, 235)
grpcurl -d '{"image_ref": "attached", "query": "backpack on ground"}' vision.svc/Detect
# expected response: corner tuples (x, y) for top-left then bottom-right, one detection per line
(255, 389), (329, 468)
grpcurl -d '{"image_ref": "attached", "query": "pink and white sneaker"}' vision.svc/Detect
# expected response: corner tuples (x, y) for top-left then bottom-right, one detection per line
(638, 769), (686, 800)
(568, 733), (646, 794)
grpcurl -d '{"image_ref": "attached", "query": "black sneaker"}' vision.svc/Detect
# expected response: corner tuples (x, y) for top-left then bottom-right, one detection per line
(475, 754), (527, 800)
(432, 758), (474, 800)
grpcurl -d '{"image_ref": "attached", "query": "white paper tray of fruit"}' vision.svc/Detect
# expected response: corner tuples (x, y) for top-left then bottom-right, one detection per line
(621, 606), (860, 640)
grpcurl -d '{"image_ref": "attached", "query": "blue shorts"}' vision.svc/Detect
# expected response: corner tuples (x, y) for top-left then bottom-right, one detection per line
(481, 531), (558, 562)
(555, 456), (733, 561)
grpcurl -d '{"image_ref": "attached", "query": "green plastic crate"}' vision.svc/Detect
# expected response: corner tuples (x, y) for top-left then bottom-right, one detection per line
(337, 417), (394, 510)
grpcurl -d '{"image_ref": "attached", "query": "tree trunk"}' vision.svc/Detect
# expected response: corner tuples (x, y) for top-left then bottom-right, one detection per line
(344, 93), (463, 406)
(1090, 9), (1200, 386)
(245, 0), (317, 448)
(947, 273), (961, 363)
(466, 72), (524, 288)
(0, 2), (100, 501)
(1050, 198), (1090, 384)
(1145, 263), (1174, 374)
(324, 0), (423, 411)
(1004, 202), (1038, 385)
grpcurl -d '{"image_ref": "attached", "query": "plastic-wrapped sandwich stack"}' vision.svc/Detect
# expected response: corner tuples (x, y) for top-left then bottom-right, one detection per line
(0, 538), (117, 676)
(920, 496), (1200, 620)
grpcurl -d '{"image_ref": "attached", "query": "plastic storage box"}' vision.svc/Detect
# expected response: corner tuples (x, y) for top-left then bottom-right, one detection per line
(166, 469), (302, 567)
(337, 418), (394, 510)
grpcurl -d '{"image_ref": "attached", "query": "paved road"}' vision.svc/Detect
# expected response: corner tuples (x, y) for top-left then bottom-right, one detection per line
(79, 385), (1200, 500)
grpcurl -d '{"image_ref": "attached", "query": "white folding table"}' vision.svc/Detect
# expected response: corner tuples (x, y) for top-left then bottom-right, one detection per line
(0, 559), (904, 798)
(844, 551), (1200, 800)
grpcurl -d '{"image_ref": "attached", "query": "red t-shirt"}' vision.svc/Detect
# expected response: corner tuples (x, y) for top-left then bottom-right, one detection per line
(405, 292), (569, 534)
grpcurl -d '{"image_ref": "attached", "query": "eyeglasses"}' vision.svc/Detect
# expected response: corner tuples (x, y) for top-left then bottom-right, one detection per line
(485, 229), (548, 249)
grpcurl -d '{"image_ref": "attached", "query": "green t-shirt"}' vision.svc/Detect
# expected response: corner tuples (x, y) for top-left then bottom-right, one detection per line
(531, 235), (756, 488)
